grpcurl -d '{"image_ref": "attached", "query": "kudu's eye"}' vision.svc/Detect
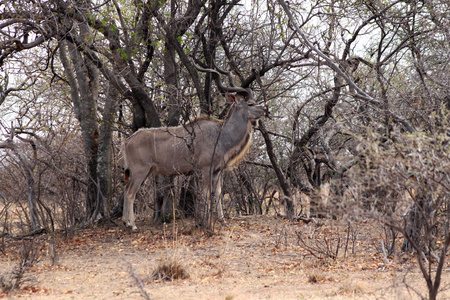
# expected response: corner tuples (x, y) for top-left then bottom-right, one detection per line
(248, 102), (255, 107)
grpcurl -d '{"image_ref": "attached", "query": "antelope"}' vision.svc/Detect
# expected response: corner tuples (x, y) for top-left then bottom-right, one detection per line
(122, 67), (267, 231)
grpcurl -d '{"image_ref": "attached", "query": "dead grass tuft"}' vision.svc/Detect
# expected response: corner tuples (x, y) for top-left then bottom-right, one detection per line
(307, 269), (327, 283)
(0, 241), (38, 294)
(338, 279), (371, 295)
(152, 257), (189, 281)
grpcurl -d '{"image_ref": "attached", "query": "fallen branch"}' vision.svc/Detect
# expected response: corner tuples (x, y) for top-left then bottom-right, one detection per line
(125, 259), (151, 300)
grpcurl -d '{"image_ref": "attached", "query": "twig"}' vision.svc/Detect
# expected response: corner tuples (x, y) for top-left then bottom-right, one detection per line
(7, 228), (46, 240)
(292, 215), (324, 227)
(125, 259), (151, 300)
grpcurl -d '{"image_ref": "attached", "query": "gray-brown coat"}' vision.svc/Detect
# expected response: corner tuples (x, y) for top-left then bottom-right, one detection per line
(122, 92), (266, 230)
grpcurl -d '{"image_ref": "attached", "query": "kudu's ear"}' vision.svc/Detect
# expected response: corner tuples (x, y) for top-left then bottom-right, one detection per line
(225, 93), (237, 103)
(226, 93), (247, 104)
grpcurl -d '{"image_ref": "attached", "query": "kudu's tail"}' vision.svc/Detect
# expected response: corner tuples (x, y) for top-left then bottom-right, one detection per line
(124, 169), (130, 184)
(121, 142), (130, 184)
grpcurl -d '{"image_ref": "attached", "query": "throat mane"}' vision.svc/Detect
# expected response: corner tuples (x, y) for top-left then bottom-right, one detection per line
(225, 126), (253, 169)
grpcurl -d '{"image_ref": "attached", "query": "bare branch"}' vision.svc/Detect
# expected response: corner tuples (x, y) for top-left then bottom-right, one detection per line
(278, 0), (415, 133)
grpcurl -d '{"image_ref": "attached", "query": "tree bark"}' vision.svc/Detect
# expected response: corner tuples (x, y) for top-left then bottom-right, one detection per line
(258, 120), (294, 219)
(60, 39), (102, 223)
(97, 84), (118, 214)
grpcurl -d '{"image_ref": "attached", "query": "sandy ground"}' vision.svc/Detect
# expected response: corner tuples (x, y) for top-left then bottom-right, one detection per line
(1, 215), (449, 299)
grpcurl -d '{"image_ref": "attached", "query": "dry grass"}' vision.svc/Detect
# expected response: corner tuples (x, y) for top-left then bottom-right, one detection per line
(152, 256), (189, 281)
(307, 269), (329, 283)
(338, 279), (371, 295)
(0, 241), (38, 294)
(0, 216), (448, 299)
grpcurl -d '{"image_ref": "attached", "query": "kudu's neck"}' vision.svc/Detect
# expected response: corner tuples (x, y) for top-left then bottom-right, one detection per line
(221, 106), (252, 142)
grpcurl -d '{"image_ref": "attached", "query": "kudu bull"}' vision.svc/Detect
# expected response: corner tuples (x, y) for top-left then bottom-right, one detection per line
(122, 67), (267, 230)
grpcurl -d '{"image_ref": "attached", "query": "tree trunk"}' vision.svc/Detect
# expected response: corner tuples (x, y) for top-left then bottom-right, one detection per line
(401, 187), (434, 253)
(178, 177), (196, 218)
(153, 175), (174, 222)
(165, 39), (181, 126)
(25, 165), (39, 231)
(60, 38), (101, 223)
(97, 84), (118, 215)
(259, 120), (294, 218)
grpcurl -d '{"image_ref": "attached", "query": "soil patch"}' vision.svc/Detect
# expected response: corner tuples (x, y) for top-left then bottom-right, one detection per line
(1, 215), (449, 299)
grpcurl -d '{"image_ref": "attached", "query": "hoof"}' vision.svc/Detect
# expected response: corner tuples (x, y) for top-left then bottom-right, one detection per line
(123, 220), (138, 232)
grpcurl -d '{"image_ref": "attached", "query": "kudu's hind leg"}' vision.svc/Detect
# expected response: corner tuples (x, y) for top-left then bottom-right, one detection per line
(122, 184), (130, 224)
(123, 187), (138, 230)
(123, 169), (148, 231)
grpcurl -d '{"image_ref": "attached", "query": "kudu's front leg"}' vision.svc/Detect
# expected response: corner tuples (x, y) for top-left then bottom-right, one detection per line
(212, 172), (225, 222)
